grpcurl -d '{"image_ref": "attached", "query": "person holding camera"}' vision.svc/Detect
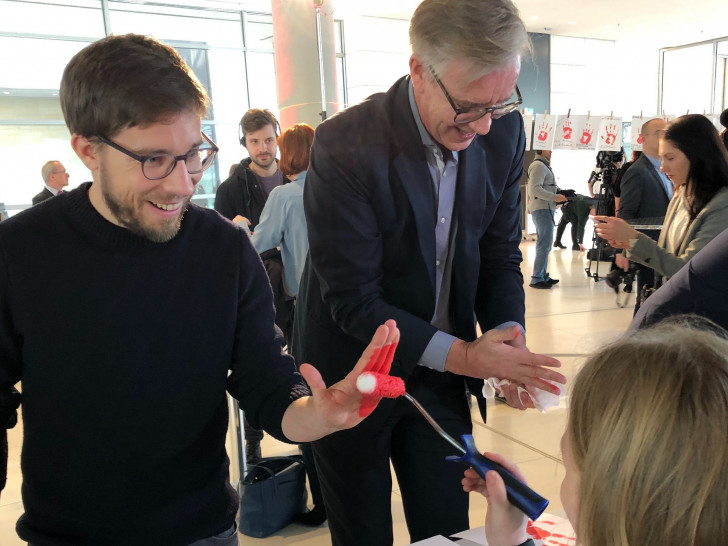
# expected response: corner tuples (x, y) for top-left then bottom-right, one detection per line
(595, 114), (728, 290)
(527, 149), (567, 289)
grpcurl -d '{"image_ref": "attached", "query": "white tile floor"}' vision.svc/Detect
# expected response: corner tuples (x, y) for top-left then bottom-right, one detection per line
(0, 236), (634, 545)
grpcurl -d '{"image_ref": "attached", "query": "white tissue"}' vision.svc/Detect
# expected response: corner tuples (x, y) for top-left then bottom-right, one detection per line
(482, 378), (564, 412)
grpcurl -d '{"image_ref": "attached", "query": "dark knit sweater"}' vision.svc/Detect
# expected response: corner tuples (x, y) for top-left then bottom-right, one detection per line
(0, 183), (310, 545)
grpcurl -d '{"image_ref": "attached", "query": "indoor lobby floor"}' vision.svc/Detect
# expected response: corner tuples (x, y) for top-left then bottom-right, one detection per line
(0, 236), (634, 545)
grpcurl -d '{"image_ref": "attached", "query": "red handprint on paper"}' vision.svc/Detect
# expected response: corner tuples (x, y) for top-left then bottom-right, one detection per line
(602, 123), (617, 146)
(580, 125), (593, 145)
(636, 130), (644, 144)
(537, 121), (552, 142)
(562, 119), (573, 140)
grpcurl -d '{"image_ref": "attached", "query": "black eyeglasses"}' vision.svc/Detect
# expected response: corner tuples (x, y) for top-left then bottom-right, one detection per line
(429, 67), (522, 124)
(96, 133), (219, 181)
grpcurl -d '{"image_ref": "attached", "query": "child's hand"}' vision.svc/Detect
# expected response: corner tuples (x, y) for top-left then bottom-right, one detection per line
(462, 452), (530, 546)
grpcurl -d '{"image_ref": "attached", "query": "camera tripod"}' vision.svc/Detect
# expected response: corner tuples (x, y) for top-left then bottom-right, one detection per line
(585, 168), (616, 281)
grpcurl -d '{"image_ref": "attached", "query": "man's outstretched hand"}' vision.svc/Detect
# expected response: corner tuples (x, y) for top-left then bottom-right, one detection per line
(282, 319), (400, 442)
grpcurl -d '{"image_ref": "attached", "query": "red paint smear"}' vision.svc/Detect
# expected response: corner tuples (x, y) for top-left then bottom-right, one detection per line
(358, 343), (399, 417)
(362, 372), (405, 398)
(527, 521), (551, 539)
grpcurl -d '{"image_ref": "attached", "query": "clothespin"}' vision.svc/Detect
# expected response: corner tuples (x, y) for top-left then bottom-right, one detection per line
(587, 111), (590, 120)
(640, 111), (643, 120)
(567, 108), (571, 119)
(610, 111), (613, 120)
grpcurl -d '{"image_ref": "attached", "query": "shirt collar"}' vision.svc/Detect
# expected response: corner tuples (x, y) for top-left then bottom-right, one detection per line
(407, 79), (458, 164)
(645, 154), (661, 171)
(45, 185), (62, 196)
(290, 170), (307, 185)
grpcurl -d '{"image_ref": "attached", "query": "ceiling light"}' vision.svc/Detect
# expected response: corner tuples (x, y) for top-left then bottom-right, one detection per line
(530, 15), (538, 21)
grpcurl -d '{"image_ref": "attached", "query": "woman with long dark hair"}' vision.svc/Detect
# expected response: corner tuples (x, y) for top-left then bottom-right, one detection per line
(594, 114), (728, 284)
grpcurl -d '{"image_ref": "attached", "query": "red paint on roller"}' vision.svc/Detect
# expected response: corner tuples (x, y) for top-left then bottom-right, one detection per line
(358, 342), (399, 417)
(357, 371), (406, 398)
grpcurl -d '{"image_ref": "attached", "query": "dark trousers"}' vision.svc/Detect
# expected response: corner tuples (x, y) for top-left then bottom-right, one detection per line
(299, 442), (324, 507)
(312, 368), (472, 545)
(634, 264), (655, 316)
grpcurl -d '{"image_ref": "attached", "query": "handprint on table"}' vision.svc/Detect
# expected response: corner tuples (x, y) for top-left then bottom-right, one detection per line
(561, 119), (573, 140)
(536, 121), (552, 142)
(602, 123), (617, 146)
(580, 124), (593, 145)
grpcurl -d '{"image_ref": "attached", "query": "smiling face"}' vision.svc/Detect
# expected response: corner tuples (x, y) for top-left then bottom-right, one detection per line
(659, 138), (690, 188)
(410, 56), (520, 152)
(79, 111), (202, 242)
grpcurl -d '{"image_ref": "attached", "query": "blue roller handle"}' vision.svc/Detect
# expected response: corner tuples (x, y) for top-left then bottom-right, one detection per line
(446, 434), (549, 521)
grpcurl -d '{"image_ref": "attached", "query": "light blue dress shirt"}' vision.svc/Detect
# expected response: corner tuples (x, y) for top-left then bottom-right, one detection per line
(408, 81), (525, 372)
(246, 171), (308, 298)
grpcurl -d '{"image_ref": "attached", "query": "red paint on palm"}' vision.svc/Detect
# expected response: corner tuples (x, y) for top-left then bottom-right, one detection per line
(358, 342), (398, 417)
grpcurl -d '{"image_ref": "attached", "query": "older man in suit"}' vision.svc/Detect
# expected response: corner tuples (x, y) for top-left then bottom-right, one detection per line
(292, 1), (565, 544)
(617, 118), (672, 312)
(32, 161), (69, 205)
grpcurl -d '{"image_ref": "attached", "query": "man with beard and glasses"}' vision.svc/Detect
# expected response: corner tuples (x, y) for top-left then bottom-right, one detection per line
(0, 33), (400, 546)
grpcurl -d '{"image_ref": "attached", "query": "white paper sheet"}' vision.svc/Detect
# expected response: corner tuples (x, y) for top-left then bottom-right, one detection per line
(409, 535), (456, 545)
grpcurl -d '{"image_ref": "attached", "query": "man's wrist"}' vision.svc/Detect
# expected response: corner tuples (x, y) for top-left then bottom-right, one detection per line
(444, 338), (467, 375)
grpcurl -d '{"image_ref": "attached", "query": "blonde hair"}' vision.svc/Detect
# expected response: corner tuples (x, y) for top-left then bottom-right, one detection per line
(569, 318), (728, 545)
(409, 0), (531, 84)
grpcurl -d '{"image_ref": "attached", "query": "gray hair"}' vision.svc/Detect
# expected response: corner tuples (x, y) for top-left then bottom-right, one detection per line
(41, 161), (60, 183)
(409, 0), (531, 83)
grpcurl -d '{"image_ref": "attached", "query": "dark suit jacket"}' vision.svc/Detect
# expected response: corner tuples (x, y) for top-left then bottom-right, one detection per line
(618, 154), (670, 222)
(632, 227), (728, 332)
(31, 188), (54, 206)
(292, 76), (526, 422)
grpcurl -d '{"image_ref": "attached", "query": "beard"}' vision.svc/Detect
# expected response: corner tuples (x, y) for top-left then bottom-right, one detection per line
(251, 153), (275, 171)
(99, 163), (189, 243)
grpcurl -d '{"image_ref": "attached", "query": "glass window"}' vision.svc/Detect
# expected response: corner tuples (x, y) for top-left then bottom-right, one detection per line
(108, 2), (243, 49)
(661, 44), (714, 115)
(0, 124), (85, 207)
(0, 37), (89, 91)
(0, 3), (277, 211)
(246, 14), (274, 51)
(246, 51), (279, 116)
(334, 19), (343, 54)
(0, 0), (104, 37)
